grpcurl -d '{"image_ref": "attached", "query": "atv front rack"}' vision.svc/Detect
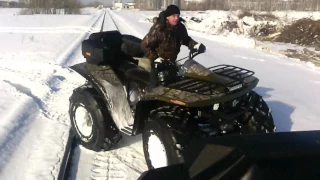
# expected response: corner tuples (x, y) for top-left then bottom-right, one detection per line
(209, 64), (254, 82)
(168, 65), (255, 95)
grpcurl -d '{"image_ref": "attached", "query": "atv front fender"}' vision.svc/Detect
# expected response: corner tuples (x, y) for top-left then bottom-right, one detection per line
(70, 62), (135, 134)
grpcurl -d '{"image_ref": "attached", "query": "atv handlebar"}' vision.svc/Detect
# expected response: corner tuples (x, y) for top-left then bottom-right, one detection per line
(189, 50), (201, 59)
(176, 50), (201, 63)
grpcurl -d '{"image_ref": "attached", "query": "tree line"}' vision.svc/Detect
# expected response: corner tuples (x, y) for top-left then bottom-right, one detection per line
(20, 0), (82, 14)
(135, 0), (320, 11)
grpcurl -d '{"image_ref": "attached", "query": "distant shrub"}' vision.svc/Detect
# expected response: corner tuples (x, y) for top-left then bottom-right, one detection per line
(19, 0), (82, 15)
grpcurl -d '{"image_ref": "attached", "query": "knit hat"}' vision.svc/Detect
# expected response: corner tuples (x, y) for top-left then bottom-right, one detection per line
(165, 5), (180, 17)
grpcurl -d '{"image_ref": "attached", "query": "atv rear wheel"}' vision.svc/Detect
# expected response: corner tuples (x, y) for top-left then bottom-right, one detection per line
(69, 85), (120, 151)
(142, 116), (184, 170)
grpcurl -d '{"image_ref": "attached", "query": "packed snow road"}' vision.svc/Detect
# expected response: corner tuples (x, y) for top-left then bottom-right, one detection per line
(1, 7), (320, 180)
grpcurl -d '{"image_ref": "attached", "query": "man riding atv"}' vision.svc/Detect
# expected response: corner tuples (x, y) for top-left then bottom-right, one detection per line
(67, 4), (276, 171)
(141, 5), (206, 90)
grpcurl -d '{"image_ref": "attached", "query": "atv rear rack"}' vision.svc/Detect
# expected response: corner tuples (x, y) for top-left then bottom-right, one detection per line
(168, 65), (255, 95)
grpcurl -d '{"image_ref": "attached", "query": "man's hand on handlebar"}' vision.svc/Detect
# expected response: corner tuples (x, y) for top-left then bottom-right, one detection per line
(154, 57), (164, 68)
(193, 43), (206, 54)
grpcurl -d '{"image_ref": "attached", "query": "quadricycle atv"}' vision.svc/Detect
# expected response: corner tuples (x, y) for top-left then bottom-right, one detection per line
(68, 30), (276, 170)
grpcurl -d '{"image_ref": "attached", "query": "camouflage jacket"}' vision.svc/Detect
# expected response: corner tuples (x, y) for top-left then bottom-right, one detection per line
(141, 21), (198, 62)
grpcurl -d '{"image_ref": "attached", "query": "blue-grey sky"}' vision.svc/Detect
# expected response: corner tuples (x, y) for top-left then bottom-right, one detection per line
(80, 0), (133, 5)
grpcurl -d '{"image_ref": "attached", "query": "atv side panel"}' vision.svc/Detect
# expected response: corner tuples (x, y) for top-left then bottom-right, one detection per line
(70, 62), (134, 134)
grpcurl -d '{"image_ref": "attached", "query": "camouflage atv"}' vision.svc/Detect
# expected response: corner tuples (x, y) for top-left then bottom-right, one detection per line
(68, 30), (276, 170)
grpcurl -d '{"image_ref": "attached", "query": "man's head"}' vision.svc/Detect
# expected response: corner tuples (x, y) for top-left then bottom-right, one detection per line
(165, 5), (180, 26)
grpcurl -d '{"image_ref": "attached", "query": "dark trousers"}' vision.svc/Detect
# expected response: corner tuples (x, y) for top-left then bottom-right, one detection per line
(148, 61), (158, 91)
(147, 61), (178, 91)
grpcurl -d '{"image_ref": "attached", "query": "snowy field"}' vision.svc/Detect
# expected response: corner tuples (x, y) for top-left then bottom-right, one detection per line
(0, 7), (320, 180)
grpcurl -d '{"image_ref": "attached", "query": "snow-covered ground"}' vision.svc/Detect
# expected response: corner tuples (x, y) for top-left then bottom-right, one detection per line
(1, 7), (320, 180)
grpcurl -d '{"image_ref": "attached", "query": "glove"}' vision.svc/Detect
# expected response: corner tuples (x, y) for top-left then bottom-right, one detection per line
(193, 43), (206, 53)
(154, 57), (164, 63)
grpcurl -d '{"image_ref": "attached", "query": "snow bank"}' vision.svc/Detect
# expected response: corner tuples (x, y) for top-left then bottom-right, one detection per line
(80, 7), (102, 15)
(272, 11), (320, 22)
(188, 30), (256, 48)
(183, 10), (320, 34)
(0, 8), (21, 15)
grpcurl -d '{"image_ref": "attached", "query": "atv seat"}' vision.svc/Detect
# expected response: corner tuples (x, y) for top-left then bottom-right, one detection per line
(121, 35), (145, 58)
(126, 67), (150, 84)
(117, 61), (150, 84)
(134, 57), (151, 72)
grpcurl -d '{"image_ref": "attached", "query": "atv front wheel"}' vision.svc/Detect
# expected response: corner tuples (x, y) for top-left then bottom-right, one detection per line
(241, 91), (276, 133)
(69, 85), (120, 151)
(142, 116), (183, 170)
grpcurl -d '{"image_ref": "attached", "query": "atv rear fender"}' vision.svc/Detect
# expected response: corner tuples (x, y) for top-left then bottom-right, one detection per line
(70, 63), (104, 97)
(70, 62), (135, 135)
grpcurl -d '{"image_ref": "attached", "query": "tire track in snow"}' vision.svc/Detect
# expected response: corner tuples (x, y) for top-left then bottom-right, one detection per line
(232, 55), (265, 62)
(107, 9), (142, 38)
(91, 152), (128, 180)
(110, 148), (147, 174)
(51, 131), (68, 180)
(89, 146), (146, 180)
(0, 10), (106, 179)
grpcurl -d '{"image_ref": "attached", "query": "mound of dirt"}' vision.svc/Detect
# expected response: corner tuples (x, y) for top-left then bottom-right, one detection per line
(275, 19), (320, 47)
